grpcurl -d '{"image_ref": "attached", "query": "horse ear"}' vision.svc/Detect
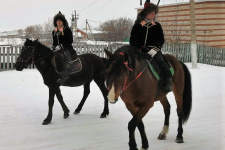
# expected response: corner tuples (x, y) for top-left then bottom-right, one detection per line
(104, 49), (112, 58)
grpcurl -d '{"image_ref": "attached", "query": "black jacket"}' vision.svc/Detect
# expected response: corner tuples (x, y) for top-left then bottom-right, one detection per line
(52, 26), (73, 50)
(129, 22), (164, 52)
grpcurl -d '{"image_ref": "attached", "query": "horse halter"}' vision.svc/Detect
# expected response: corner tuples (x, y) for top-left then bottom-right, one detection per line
(117, 52), (149, 95)
(17, 45), (36, 67)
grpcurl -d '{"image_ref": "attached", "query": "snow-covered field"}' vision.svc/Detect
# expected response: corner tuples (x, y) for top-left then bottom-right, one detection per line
(0, 63), (225, 150)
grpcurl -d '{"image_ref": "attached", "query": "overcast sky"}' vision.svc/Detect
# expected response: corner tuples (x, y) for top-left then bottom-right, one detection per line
(0, 0), (190, 32)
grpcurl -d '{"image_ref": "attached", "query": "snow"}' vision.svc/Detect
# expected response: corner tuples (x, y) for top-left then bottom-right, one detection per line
(0, 63), (225, 150)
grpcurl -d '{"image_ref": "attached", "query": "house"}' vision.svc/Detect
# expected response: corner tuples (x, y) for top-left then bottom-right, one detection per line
(74, 28), (105, 41)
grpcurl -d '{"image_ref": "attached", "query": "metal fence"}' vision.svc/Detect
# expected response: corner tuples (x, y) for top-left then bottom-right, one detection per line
(1, 43), (225, 71)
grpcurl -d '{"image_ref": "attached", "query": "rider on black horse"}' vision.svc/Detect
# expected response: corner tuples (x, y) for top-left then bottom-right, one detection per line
(129, 0), (172, 92)
(52, 11), (78, 83)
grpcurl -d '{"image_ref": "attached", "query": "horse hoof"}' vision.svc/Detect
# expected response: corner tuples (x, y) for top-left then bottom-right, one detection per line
(64, 114), (69, 119)
(42, 120), (51, 125)
(175, 137), (184, 143)
(74, 109), (81, 114)
(158, 133), (166, 140)
(140, 148), (149, 150)
(100, 114), (106, 118)
(100, 112), (109, 118)
(74, 111), (80, 115)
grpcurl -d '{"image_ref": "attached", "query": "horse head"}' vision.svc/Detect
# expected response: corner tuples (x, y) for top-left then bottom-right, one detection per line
(104, 46), (136, 103)
(15, 38), (38, 71)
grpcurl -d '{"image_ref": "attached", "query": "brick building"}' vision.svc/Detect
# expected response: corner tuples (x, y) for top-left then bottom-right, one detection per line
(137, 0), (225, 47)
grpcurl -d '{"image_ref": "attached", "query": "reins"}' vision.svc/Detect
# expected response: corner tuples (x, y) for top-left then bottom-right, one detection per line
(33, 53), (54, 63)
(119, 53), (153, 95)
(120, 62), (149, 94)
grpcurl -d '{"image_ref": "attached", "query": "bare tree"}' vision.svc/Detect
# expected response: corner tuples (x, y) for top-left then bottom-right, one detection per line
(24, 25), (43, 39)
(41, 17), (54, 46)
(99, 17), (133, 42)
(17, 29), (24, 38)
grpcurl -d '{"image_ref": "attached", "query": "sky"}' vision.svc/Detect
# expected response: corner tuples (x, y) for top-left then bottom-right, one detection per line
(0, 63), (225, 149)
(0, 0), (190, 32)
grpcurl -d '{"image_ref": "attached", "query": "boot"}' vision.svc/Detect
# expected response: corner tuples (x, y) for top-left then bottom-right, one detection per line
(69, 49), (78, 61)
(57, 71), (69, 83)
(153, 52), (172, 93)
(162, 78), (172, 93)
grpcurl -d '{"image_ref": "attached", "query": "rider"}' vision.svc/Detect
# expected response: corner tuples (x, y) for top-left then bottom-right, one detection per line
(129, 0), (172, 92)
(52, 11), (78, 83)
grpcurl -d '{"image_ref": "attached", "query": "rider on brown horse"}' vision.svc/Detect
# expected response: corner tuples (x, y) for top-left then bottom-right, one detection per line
(52, 11), (78, 83)
(130, 0), (172, 92)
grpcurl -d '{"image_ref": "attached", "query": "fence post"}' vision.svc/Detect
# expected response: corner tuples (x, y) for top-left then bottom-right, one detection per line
(0, 47), (1, 71)
(10, 46), (14, 69)
(3, 47), (6, 70)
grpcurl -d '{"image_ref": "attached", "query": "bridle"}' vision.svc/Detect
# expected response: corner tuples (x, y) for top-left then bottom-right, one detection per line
(120, 60), (149, 94)
(17, 42), (53, 67)
(108, 52), (150, 95)
(17, 45), (36, 68)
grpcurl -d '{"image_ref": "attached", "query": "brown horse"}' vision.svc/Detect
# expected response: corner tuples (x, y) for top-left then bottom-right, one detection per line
(105, 45), (192, 150)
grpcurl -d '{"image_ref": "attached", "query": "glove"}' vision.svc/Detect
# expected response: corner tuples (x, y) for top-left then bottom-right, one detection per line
(54, 44), (64, 51)
(148, 48), (158, 57)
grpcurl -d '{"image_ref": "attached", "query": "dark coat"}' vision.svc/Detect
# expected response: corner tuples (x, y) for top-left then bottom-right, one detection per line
(129, 22), (165, 52)
(52, 26), (73, 50)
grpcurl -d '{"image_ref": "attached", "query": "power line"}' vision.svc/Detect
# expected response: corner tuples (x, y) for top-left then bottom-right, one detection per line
(78, 0), (99, 12)
(80, 0), (113, 15)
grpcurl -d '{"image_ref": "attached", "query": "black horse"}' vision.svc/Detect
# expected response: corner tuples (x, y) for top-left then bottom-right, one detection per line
(15, 38), (109, 125)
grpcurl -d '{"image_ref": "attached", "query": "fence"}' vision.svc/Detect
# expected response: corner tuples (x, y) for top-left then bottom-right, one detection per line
(1, 43), (225, 71)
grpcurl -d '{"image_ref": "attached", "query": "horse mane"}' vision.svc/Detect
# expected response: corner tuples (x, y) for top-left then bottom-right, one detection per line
(35, 41), (53, 56)
(108, 45), (148, 71)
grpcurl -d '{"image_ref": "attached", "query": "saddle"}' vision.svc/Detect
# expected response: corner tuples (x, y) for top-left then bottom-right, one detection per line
(147, 58), (174, 93)
(51, 50), (82, 75)
(147, 59), (174, 81)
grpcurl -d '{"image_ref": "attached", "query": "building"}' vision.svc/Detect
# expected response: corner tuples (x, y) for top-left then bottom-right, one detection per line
(137, 0), (225, 48)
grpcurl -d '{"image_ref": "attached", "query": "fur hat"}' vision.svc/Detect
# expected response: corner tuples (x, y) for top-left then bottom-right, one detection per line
(135, 3), (158, 24)
(53, 11), (68, 27)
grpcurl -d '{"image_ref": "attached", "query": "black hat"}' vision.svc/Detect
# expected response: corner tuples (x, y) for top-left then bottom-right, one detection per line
(53, 11), (68, 27)
(135, 3), (158, 24)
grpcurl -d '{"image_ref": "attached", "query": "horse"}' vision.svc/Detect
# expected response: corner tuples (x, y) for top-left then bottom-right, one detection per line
(104, 45), (192, 150)
(15, 38), (109, 125)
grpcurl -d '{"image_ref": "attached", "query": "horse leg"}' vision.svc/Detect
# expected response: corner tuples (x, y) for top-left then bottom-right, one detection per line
(127, 103), (152, 150)
(74, 82), (91, 114)
(55, 87), (70, 119)
(176, 113), (184, 143)
(42, 87), (56, 125)
(94, 79), (109, 118)
(158, 96), (170, 140)
(137, 120), (149, 150)
(128, 117), (139, 150)
(174, 95), (184, 143)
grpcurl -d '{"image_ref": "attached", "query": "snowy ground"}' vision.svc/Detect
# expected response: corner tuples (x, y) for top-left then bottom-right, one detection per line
(0, 63), (225, 150)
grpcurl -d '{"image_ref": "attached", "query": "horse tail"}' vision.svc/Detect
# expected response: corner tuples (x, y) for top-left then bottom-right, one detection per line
(180, 61), (192, 124)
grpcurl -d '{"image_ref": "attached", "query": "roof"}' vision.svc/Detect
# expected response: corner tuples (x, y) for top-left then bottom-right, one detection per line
(136, 0), (225, 9)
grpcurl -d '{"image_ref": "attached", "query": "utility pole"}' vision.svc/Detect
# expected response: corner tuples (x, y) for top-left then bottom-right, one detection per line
(71, 10), (79, 42)
(86, 19), (95, 42)
(86, 19), (88, 40)
(190, 0), (198, 68)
